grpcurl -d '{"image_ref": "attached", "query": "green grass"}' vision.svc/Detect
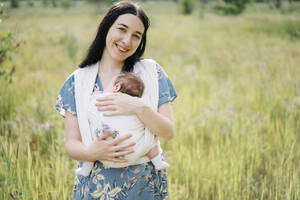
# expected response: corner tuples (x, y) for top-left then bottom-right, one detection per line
(0, 1), (299, 199)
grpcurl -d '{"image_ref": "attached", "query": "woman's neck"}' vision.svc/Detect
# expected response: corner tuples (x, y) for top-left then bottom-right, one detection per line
(99, 49), (124, 76)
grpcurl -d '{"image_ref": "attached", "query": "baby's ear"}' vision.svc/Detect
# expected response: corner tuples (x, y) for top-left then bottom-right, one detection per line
(113, 83), (121, 92)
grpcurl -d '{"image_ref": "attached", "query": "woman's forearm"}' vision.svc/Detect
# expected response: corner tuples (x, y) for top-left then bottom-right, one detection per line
(65, 112), (95, 162)
(136, 103), (174, 141)
(96, 94), (175, 141)
(65, 139), (95, 162)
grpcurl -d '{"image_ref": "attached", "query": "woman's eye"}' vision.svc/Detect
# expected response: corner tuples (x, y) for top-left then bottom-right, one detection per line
(118, 27), (126, 32)
(133, 35), (140, 39)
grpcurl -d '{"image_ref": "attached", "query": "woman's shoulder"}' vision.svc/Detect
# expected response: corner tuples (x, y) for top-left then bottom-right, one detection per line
(138, 58), (159, 67)
(139, 59), (168, 77)
(136, 59), (169, 78)
(63, 72), (75, 85)
(73, 63), (97, 76)
(137, 58), (162, 72)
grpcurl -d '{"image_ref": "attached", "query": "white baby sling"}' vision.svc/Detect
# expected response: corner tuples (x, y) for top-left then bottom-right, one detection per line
(74, 59), (162, 175)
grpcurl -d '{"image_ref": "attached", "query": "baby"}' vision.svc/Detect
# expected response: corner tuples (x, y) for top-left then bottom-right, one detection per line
(76, 73), (168, 177)
(98, 73), (168, 168)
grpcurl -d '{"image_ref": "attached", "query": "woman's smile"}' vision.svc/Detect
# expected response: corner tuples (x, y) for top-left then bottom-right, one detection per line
(115, 43), (130, 53)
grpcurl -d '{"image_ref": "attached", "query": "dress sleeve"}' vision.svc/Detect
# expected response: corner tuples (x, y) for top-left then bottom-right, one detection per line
(55, 74), (77, 117)
(156, 63), (178, 108)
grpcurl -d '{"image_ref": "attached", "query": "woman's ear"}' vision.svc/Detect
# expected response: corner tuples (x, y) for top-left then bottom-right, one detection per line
(113, 83), (121, 92)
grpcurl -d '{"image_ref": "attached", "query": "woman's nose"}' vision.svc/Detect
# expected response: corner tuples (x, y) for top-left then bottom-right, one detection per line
(122, 34), (131, 47)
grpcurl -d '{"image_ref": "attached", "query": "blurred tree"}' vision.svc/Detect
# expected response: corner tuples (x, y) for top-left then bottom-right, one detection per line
(10, 0), (19, 8)
(61, 0), (72, 9)
(283, 20), (300, 38)
(86, 0), (114, 4)
(0, 32), (16, 83)
(0, 4), (16, 83)
(52, 0), (57, 7)
(180, 0), (195, 14)
(51, 0), (57, 7)
(213, 0), (250, 15)
(199, 0), (208, 18)
(42, 0), (49, 7)
(224, 0), (250, 13)
(275, 0), (281, 8)
(27, 0), (35, 7)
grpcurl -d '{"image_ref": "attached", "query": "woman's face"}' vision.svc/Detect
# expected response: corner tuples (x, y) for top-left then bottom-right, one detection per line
(104, 13), (145, 64)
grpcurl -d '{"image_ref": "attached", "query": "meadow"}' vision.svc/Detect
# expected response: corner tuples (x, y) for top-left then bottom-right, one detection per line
(0, 1), (299, 199)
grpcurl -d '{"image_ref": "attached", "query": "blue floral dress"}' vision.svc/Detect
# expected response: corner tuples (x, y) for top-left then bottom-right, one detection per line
(55, 62), (177, 200)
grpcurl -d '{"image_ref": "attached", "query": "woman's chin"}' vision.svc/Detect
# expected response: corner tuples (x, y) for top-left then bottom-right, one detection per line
(109, 53), (125, 62)
(112, 54), (131, 63)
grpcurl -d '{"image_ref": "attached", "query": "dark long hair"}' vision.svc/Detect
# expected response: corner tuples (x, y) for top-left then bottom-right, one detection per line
(79, 1), (149, 72)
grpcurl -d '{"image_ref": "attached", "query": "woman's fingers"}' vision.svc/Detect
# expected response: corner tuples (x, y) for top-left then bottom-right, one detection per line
(114, 149), (134, 157)
(95, 101), (114, 107)
(97, 131), (114, 140)
(112, 142), (136, 152)
(96, 96), (114, 102)
(110, 134), (132, 146)
(97, 105), (117, 112)
(103, 111), (119, 116)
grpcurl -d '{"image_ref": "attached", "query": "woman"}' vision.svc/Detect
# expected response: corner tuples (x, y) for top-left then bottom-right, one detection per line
(55, 1), (177, 199)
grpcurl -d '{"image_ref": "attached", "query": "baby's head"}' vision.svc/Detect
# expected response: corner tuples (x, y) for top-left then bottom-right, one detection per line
(113, 73), (144, 97)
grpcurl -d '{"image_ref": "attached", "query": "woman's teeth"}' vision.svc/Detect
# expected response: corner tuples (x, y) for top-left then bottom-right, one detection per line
(116, 44), (128, 52)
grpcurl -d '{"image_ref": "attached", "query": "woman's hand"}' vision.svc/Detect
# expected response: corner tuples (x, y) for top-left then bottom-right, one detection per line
(87, 132), (136, 162)
(96, 93), (146, 116)
(65, 111), (135, 162)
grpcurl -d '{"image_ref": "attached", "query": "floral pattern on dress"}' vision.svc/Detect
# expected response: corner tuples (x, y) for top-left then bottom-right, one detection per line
(73, 161), (168, 200)
(55, 60), (177, 199)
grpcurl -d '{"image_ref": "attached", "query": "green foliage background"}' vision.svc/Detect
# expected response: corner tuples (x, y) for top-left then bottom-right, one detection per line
(0, 1), (299, 199)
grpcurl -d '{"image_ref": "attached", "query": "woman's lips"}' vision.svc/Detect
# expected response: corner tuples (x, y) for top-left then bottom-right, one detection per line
(116, 44), (129, 53)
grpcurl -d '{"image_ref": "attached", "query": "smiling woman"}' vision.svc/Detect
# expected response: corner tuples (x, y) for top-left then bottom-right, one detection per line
(104, 14), (145, 63)
(55, 1), (177, 199)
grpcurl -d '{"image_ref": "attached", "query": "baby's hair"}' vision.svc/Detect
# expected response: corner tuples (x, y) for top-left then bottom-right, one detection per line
(114, 73), (144, 97)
